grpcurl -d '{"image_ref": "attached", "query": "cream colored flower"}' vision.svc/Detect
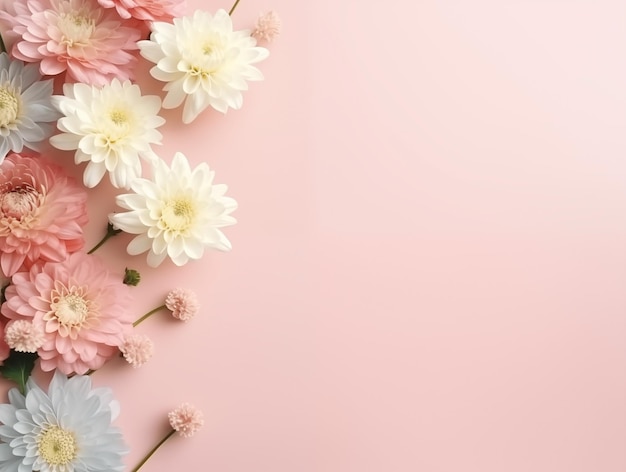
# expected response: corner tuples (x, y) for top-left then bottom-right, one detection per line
(139, 9), (269, 123)
(50, 79), (165, 189)
(109, 152), (237, 267)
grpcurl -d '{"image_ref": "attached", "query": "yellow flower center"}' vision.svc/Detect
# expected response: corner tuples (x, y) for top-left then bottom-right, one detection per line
(38, 426), (77, 467)
(0, 85), (19, 127)
(161, 197), (196, 232)
(99, 106), (135, 146)
(59, 13), (95, 47)
(51, 292), (89, 327)
(109, 109), (128, 126)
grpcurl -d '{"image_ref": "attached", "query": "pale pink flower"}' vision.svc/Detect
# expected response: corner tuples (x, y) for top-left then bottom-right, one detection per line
(0, 153), (88, 277)
(165, 288), (199, 321)
(2, 0), (140, 86)
(4, 319), (45, 352)
(0, 0), (20, 52)
(97, 0), (185, 23)
(1, 252), (134, 375)
(120, 333), (154, 367)
(168, 403), (203, 437)
(252, 11), (281, 43)
(0, 318), (9, 364)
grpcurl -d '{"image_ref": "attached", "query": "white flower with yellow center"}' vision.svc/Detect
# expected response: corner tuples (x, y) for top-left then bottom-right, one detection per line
(50, 79), (165, 189)
(0, 52), (59, 161)
(109, 152), (237, 267)
(139, 9), (269, 123)
(0, 372), (128, 472)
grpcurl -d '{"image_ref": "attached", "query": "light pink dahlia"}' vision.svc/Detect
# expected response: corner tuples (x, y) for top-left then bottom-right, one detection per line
(1, 252), (134, 375)
(165, 288), (199, 321)
(0, 318), (9, 364)
(168, 403), (204, 437)
(0, 153), (88, 277)
(4, 319), (45, 352)
(97, 0), (185, 24)
(3, 0), (140, 86)
(120, 333), (153, 367)
(252, 11), (281, 43)
(0, 1), (20, 52)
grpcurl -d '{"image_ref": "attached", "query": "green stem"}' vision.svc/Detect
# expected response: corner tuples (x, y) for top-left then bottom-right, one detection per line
(87, 223), (122, 254)
(133, 305), (166, 327)
(228, 0), (241, 15)
(131, 429), (176, 472)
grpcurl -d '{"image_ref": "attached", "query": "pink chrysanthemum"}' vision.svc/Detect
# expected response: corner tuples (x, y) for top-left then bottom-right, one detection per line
(1, 252), (134, 375)
(0, 153), (88, 277)
(1, 0), (140, 86)
(0, 1), (20, 52)
(120, 333), (154, 367)
(164, 288), (199, 321)
(97, 0), (185, 23)
(168, 403), (204, 437)
(252, 11), (281, 43)
(4, 319), (45, 353)
(0, 318), (9, 364)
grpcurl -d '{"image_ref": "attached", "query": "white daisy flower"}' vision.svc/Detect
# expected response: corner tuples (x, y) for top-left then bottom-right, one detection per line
(50, 79), (166, 189)
(0, 52), (58, 161)
(109, 152), (237, 267)
(0, 372), (128, 472)
(138, 9), (269, 123)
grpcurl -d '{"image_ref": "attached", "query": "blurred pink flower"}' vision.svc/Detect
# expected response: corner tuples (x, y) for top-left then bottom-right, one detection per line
(97, 0), (185, 23)
(1, 252), (134, 375)
(1, 0), (140, 86)
(120, 333), (154, 367)
(0, 153), (88, 277)
(168, 403), (204, 437)
(165, 288), (199, 321)
(0, 318), (9, 364)
(4, 319), (45, 353)
(0, 0), (20, 52)
(252, 11), (281, 43)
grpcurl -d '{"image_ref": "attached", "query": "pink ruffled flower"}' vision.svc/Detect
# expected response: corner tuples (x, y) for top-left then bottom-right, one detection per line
(2, 0), (140, 86)
(252, 11), (281, 43)
(120, 333), (154, 367)
(168, 403), (204, 437)
(1, 252), (134, 375)
(0, 0), (20, 52)
(4, 319), (45, 352)
(165, 288), (199, 321)
(0, 153), (88, 277)
(0, 318), (10, 364)
(97, 0), (185, 24)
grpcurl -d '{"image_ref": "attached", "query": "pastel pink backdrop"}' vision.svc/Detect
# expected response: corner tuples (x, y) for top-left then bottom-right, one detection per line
(4, 0), (626, 471)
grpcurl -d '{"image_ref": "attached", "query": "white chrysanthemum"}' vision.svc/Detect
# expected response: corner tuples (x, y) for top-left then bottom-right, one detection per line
(109, 152), (237, 267)
(0, 372), (128, 472)
(0, 52), (59, 161)
(138, 9), (269, 123)
(50, 79), (165, 189)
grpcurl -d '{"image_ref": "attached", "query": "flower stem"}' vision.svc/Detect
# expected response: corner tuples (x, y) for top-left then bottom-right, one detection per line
(87, 223), (122, 254)
(228, 0), (241, 15)
(131, 429), (176, 472)
(133, 305), (166, 327)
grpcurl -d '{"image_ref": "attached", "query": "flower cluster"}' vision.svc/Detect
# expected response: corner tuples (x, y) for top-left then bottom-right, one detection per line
(0, 0), (280, 470)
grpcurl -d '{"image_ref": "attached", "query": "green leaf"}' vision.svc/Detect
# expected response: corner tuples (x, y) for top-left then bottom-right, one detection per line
(0, 351), (38, 395)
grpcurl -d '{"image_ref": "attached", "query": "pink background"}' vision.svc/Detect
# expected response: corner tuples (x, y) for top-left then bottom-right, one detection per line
(6, 0), (626, 471)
